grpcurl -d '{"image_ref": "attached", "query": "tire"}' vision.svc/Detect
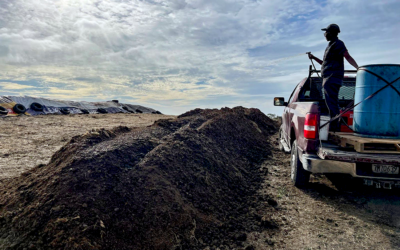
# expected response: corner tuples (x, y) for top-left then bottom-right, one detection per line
(122, 107), (134, 113)
(290, 140), (310, 188)
(80, 109), (89, 114)
(278, 128), (285, 152)
(60, 108), (70, 115)
(30, 102), (44, 111)
(0, 106), (8, 115)
(13, 104), (26, 114)
(121, 107), (131, 113)
(97, 108), (107, 114)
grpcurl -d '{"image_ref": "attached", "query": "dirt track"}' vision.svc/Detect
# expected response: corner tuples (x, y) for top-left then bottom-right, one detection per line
(258, 135), (400, 249)
(0, 112), (399, 249)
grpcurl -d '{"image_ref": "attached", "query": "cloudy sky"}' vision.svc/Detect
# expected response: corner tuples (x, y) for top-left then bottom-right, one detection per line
(0, 0), (399, 115)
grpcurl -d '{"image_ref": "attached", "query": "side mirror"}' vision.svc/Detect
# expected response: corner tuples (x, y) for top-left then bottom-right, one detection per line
(274, 97), (287, 106)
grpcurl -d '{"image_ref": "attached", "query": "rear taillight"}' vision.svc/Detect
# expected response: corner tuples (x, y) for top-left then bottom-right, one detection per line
(304, 113), (318, 139)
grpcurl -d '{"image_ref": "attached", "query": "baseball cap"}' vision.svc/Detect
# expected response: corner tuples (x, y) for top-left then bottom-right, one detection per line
(321, 24), (340, 33)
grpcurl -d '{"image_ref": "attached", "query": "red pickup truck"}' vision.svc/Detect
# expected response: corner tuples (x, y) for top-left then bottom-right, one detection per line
(274, 67), (400, 189)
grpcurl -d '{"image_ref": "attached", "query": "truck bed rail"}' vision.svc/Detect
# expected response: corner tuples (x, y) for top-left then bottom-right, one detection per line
(308, 65), (357, 78)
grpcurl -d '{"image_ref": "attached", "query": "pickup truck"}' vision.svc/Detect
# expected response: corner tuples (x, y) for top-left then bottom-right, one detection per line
(274, 66), (400, 189)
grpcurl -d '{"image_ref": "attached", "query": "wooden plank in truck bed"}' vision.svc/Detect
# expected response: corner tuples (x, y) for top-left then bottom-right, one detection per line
(329, 132), (400, 154)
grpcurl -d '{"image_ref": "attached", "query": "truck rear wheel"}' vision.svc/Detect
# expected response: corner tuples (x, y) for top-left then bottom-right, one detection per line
(290, 140), (310, 188)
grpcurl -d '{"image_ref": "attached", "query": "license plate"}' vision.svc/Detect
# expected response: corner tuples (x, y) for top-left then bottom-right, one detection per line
(372, 164), (399, 174)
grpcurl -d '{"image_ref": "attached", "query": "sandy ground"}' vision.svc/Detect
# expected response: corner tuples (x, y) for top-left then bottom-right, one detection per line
(0, 113), (175, 179)
(0, 114), (399, 249)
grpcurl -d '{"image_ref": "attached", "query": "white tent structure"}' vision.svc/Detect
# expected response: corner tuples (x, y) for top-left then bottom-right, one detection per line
(0, 96), (161, 116)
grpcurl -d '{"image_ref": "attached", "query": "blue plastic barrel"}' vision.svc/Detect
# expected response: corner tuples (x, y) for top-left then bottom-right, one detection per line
(353, 64), (400, 138)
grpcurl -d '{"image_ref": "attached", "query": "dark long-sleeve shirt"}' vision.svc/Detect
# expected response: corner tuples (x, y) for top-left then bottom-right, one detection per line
(321, 37), (348, 82)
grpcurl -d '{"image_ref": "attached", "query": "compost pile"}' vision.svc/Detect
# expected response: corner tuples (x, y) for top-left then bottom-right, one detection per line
(0, 107), (278, 250)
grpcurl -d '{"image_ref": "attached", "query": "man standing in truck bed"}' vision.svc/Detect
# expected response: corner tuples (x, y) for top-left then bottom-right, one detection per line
(308, 24), (358, 131)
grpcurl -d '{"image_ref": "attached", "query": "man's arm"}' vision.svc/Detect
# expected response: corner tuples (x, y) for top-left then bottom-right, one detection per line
(308, 53), (323, 65)
(344, 51), (358, 69)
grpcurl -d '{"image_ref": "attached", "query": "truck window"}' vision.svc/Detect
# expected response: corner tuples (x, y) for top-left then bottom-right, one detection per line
(299, 77), (356, 104)
(287, 83), (298, 104)
(298, 78), (323, 101)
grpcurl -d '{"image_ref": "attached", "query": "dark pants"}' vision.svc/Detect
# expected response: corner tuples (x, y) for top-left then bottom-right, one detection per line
(323, 77), (342, 132)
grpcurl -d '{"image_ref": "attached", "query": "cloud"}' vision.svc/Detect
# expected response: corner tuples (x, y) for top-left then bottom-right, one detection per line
(0, 0), (399, 115)
(0, 82), (37, 90)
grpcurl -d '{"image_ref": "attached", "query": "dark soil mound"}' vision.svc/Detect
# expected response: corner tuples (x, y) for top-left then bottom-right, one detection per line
(0, 107), (278, 250)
